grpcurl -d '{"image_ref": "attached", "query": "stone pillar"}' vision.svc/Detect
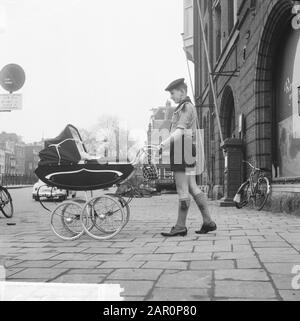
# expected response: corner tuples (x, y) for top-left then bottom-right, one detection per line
(219, 138), (244, 207)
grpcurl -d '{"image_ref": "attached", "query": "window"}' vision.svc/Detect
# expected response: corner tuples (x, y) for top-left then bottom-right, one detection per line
(228, 0), (238, 35)
(215, 3), (222, 60)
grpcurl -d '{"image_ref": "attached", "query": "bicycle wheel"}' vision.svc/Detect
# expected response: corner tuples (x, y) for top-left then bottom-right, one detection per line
(81, 195), (125, 240)
(0, 187), (14, 218)
(51, 201), (85, 241)
(234, 181), (250, 209)
(253, 177), (270, 211)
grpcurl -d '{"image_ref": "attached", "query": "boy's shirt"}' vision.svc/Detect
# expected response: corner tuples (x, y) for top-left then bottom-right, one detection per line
(170, 101), (198, 145)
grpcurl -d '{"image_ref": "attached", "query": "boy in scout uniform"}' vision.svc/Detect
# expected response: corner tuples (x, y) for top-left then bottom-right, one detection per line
(159, 78), (217, 237)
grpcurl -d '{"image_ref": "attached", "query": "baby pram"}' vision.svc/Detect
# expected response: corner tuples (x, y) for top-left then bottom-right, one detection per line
(35, 124), (159, 241)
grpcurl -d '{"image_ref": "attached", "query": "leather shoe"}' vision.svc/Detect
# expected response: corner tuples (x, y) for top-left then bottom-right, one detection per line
(161, 226), (188, 237)
(195, 222), (217, 235)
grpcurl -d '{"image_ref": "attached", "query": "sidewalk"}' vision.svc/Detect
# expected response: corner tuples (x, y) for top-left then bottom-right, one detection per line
(1, 191), (300, 301)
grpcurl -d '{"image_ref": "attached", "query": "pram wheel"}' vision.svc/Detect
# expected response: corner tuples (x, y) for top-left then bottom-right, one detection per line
(80, 195), (125, 240)
(51, 201), (85, 241)
(105, 193), (130, 228)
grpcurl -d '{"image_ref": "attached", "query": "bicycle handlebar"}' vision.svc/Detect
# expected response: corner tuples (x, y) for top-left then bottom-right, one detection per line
(242, 160), (261, 172)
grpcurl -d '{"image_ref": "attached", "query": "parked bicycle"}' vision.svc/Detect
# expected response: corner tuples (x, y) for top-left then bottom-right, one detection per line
(0, 186), (14, 218)
(234, 161), (271, 211)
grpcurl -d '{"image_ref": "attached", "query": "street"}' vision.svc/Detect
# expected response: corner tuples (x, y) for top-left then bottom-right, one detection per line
(1, 187), (300, 301)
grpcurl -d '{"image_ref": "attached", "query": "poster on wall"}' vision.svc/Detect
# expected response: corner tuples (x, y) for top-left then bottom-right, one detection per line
(276, 24), (300, 178)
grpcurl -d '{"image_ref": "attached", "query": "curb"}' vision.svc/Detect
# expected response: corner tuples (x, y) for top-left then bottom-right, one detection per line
(6, 185), (33, 190)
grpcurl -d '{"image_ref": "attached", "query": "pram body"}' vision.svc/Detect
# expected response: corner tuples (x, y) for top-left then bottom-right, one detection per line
(35, 124), (135, 191)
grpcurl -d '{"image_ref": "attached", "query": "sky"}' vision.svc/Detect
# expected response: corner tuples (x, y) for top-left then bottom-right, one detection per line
(0, 0), (193, 144)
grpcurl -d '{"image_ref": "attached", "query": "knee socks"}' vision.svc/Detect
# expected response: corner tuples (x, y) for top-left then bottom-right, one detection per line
(193, 193), (212, 224)
(175, 198), (191, 229)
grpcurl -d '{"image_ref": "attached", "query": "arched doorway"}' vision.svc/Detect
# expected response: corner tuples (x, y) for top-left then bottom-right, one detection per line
(255, 0), (300, 180)
(219, 86), (236, 188)
(221, 86), (236, 140)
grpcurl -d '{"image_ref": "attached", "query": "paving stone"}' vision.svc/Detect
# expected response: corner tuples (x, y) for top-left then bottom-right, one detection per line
(171, 253), (212, 261)
(99, 261), (145, 269)
(279, 290), (300, 301)
(232, 245), (254, 252)
(215, 281), (277, 299)
(52, 274), (106, 284)
(81, 248), (121, 254)
(53, 260), (101, 269)
(88, 254), (134, 261)
(215, 269), (269, 281)
(213, 252), (256, 260)
(67, 268), (113, 274)
(258, 254), (300, 263)
(148, 288), (211, 301)
(270, 274), (295, 290)
(194, 245), (232, 253)
(155, 246), (193, 254)
(123, 296), (145, 301)
(104, 280), (154, 297)
(130, 254), (171, 261)
(264, 263), (297, 274)
(49, 253), (94, 261)
(141, 261), (188, 270)
(156, 270), (212, 289)
(121, 247), (158, 254)
(107, 269), (162, 281)
(190, 260), (235, 270)
(252, 242), (290, 248)
(255, 248), (299, 255)
(7, 268), (68, 280)
(13, 261), (62, 268)
(16, 253), (59, 261)
(5, 268), (26, 277)
(236, 259), (262, 269)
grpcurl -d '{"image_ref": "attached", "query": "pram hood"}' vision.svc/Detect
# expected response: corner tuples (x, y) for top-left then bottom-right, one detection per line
(39, 124), (88, 166)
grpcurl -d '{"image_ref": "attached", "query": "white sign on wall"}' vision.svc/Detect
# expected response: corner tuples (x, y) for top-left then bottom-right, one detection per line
(0, 94), (22, 111)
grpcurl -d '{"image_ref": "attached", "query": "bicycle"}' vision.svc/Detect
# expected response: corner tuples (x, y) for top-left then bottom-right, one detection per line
(234, 161), (271, 211)
(0, 186), (14, 218)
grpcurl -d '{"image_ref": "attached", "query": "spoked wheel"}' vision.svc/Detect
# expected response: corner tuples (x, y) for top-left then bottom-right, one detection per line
(51, 201), (85, 241)
(81, 195), (125, 240)
(253, 177), (270, 211)
(106, 193), (131, 228)
(0, 187), (14, 218)
(234, 181), (250, 209)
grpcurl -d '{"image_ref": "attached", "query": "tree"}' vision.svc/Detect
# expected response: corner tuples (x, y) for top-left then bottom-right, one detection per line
(80, 114), (137, 161)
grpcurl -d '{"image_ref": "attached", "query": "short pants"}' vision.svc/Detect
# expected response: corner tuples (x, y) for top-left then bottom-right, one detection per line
(170, 136), (197, 172)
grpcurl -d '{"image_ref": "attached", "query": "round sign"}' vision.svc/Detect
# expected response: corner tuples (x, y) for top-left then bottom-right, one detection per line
(0, 64), (26, 93)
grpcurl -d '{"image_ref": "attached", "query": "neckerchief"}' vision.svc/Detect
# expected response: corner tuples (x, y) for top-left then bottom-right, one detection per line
(174, 96), (192, 114)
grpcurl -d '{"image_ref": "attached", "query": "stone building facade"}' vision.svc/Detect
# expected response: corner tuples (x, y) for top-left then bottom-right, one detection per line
(184, 0), (300, 213)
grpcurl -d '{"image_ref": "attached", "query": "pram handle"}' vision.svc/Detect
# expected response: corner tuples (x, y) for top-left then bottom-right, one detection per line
(131, 145), (160, 166)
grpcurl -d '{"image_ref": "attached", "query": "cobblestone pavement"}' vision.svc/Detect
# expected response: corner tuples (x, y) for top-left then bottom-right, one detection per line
(1, 188), (300, 301)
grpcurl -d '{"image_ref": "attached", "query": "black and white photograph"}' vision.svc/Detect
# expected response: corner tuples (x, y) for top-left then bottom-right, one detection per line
(0, 0), (300, 305)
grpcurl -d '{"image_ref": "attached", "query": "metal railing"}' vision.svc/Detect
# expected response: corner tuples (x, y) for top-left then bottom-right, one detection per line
(0, 174), (37, 186)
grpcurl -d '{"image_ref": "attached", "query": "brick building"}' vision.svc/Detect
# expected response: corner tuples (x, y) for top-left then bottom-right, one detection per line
(184, 0), (300, 212)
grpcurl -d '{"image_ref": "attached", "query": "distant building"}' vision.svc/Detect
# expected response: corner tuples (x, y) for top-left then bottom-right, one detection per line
(14, 144), (26, 175)
(5, 152), (16, 175)
(25, 143), (43, 177)
(0, 149), (5, 175)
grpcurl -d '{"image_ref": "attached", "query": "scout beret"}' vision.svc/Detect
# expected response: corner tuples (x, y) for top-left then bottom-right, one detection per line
(165, 78), (185, 92)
